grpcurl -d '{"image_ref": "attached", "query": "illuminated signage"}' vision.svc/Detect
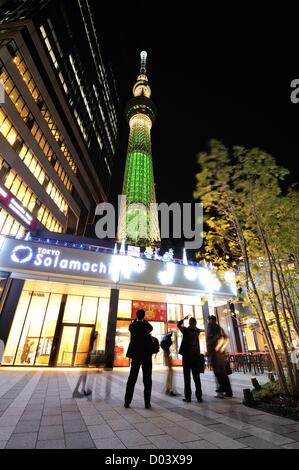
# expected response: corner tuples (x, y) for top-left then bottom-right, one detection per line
(0, 183), (37, 230)
(0, 238), (236, 296)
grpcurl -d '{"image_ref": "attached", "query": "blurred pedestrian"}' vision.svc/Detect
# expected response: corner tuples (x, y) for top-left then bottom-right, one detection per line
(73, 327), (98, 399)
(160, 332), (176, 396)
(206, 315), (233, 398)
(124, 309), (153, 409)
(177, 315), (204, 403)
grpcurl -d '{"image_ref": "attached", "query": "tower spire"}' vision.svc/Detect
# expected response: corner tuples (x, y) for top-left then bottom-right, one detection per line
(140, 50), (147, 74)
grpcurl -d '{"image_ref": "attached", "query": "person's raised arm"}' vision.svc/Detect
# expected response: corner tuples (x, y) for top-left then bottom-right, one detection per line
(177, 315), (189, 332)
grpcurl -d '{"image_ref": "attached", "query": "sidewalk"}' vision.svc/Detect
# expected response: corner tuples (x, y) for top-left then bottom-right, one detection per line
(0, 367), (298, 449)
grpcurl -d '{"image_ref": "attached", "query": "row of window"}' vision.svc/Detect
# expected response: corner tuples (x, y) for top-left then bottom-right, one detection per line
(0, 154), (63, 233)
(0, 206), (26, 238)
(0, 107), (68, 216)
(9, 43), (78, 174)
(0, 63), (73, 193)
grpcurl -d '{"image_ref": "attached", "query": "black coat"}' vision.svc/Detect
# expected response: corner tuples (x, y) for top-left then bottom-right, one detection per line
(177, 320), (201, 357)
(126, 320), (153, 360)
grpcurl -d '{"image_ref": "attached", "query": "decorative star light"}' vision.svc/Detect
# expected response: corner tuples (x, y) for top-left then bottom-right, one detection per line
(144, 247), (154, 259)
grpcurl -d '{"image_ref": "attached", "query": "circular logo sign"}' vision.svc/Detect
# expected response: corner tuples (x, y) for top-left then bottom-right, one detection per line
(11, 245), (33, 264)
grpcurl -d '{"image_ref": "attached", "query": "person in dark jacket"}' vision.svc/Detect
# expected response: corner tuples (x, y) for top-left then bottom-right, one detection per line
(124, 309), (153, 409)
(206, 315), (233, 398)
(177, 315), (204, 403)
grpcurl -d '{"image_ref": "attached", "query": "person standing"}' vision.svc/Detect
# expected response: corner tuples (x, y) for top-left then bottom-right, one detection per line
(177, 315), (203, 403)
(73, 327), (98, 399)
(124, 309), (153, 409)
(161, 332), (176, 396)
(206, 315), (233, 398)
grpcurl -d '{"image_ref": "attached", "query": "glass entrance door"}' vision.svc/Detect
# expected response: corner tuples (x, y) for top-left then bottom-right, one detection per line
(56, 325), (93, 366)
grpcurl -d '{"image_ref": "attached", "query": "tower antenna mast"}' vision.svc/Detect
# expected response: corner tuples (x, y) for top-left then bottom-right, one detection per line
(140, 50), (147, 74)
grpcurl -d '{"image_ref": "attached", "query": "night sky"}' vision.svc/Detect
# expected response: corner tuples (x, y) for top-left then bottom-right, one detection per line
(96, 8), (298, 253)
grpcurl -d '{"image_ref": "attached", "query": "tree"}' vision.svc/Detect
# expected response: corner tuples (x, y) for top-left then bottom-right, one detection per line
(194, 140), (299, 397)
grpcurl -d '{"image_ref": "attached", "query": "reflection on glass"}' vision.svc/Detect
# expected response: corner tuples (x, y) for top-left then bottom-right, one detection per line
(74, 326), (93, 366)
(2, 291), (32, 365)
(63, 295), (82, 323)
(14, 292), (50, 365)
(80, 297), (97, 324)
(183, 305), (194, 317)
(57, 326), (76, 366)
(114, 320), (130, 367)
(151, 322), (166, 365)
(167, 304), (181, 322)
(35, 294), (62, 365)
(95, 298), (109, 351)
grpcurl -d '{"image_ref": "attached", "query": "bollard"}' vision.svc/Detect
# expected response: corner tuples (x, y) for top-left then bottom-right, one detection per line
(243, 388), (254, 406)
(251, 377), (261, 390)
(268, 372), (275, 382)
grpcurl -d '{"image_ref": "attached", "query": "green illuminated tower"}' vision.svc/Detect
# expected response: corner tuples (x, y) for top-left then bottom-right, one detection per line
(117, 51), (160, 245)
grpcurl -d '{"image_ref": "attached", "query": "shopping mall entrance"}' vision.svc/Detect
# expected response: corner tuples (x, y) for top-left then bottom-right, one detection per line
(56, 324), (94, 367)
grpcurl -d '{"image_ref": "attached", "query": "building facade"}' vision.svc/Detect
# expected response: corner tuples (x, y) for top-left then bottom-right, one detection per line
(0, 0), (119, 238)
(0, 235), (240, 368)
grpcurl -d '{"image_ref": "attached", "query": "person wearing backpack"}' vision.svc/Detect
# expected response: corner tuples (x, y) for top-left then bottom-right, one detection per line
(177, 315), (204, 403)
(124, 309), (153, 409)
(161, 332), (177, 396)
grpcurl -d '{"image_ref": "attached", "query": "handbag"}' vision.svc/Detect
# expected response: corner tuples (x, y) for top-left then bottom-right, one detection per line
(151, 335), (160, 354)
(191, 350), (205, 373)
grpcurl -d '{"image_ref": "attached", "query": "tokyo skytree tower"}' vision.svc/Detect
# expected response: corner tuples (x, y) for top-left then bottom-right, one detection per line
(117, 51), (160, 245)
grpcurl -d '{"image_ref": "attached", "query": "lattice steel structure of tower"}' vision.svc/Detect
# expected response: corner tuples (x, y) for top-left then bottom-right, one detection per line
(117, 51), (160, 245)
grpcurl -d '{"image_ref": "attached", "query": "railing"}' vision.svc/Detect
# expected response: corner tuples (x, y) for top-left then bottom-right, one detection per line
(225, 352), (273, 375)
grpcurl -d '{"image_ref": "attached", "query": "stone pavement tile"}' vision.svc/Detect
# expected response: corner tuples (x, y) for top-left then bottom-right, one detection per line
(116, 429), (151, 447)
(207, 423), (252, 439)
(0, 426), (15, 440)
(245, 425), (295, 445)
(148, 417), (176, 428)
(184, 440), (219, 449)
(61, 404), (80, 412)
(20, 410), (42, 421)
(6, 432), (38, 449)
(24, 404), (44, 411)
(134, 409), (161, 418)
(36, 439), (66, 449)
(63, 419), (87, 433)
(128, 444), (158, 449)
(203, 431), (248, 449)
(217, 416), (253, 430)
(82, 414), (105, 426)
(43, 407), (62, 416)
(176, 409), (218, 426)
(180, 420), (214, 436)
(0, 415), (20, 426)
(88, 424), (116, 439)
(283, 442), (299, 449)
(41, 415), (62, 426)
(99, 410), (121, 420)
(62, 411), (82, 421)
(236, 436), (283, 449)
(134, 421), (166, 436)
(160, 411), (190, 423)
(94, 437), (126, 449)
(0, 441), (7, 449)
(14, 420), (40, 433)
(148, 434), (186, 449)
(65, 432), (95, 449)
(283, 431), (299, 442)
(125, 413), (152, 424)
(106, 418), (134, 431)
(38, 425), (64, 441)
(165, 426), (200, 443)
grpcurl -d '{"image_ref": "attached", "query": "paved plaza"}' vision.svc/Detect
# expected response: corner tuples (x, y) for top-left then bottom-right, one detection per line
(0, 367), (299, 449)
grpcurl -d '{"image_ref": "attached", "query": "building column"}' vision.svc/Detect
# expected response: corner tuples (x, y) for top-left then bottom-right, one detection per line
(104, 288), (119, 369)
(0, 278), (24, 345)
(202, 298), (210, 329)
(49, 294), (67, 367)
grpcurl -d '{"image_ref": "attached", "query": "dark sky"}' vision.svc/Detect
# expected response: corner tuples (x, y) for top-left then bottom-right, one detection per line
(95, 8), (298, 253)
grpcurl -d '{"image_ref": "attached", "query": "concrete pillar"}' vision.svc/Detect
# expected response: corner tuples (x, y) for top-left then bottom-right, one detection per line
(104, 288), (119, 369)
(0, 278), (24, 345)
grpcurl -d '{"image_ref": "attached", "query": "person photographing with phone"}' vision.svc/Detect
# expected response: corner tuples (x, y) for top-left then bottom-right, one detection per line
(177, 314), (205, 403)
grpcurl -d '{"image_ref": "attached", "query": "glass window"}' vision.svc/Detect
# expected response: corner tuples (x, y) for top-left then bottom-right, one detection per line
(6, 127), (17, 146)
(2, 291), (32, 365)
(35, 293), (62, 365)
(63, 295), (82, 323)
(183, 305), (194, 317)
(10, 175), (21, 195)
(95, 298), (109, 350)
(117, 300), (132, 319)
(80, 296), (98, 324)
(0, 118), (12, 138)
(1, 216), (13, 235)
(167, 304), (181, 322)
(14, 292), (50, 365)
